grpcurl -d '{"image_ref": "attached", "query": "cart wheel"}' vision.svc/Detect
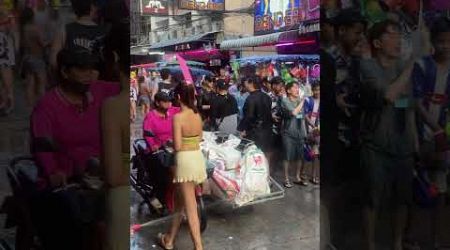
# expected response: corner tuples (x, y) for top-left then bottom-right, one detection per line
(197, 196), (207, 233)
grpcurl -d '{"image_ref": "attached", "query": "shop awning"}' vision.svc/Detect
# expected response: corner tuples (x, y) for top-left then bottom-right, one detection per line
(220, 33), (282, 50)
(149, 31), (221, 50)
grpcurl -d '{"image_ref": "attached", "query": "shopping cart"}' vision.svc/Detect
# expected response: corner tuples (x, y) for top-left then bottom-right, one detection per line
(131, 132), (285, 233)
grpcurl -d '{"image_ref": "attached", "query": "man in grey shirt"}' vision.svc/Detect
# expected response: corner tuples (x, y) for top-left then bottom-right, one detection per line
(360, 20), (416, 250)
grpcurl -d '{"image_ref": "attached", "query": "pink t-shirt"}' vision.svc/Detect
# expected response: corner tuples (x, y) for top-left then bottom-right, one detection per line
(143, 107), (180, 150)
(31, 81), (120, 188)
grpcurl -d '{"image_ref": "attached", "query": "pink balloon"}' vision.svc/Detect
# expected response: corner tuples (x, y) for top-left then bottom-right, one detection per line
(176, 54), (194, 85)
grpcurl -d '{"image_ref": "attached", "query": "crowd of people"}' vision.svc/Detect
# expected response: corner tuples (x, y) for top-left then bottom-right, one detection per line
(1, 0), (131, 250)
(130, 64), (320, 249)
(131, 64), (321, 189)
(321, 1), (450, 250)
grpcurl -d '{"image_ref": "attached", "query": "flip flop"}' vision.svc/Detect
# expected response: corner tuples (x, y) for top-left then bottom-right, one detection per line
(157, 233), (174, 250)
(284, 181), (293, 188)
(293, 179), (308, 186)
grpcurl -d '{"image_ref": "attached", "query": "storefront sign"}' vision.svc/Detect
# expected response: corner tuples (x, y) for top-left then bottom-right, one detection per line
(179, 0), (225, 11)
(298, 22), (320, 35)
(175, 43), (193, 52)
(141, 0), (169, 15)
(209, 59), (221, 66)
(254, 0), (320, 35)
(175, 42), (216, 52)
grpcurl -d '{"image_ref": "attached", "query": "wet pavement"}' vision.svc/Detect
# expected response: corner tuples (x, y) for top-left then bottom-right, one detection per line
(130, 114), (320, 250)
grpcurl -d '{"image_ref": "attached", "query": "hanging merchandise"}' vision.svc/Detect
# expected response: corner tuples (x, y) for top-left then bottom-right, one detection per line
(231, 61), (240, 80)
(310, 64), (320, 79)
(268, 63), (275, 78)
(361, 0), (387, 24)
(281, 64), (295, 84)
(272, 60), (279, 77)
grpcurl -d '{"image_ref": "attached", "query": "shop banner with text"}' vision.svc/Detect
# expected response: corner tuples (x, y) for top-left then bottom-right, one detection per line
(254, 0), (319, 36)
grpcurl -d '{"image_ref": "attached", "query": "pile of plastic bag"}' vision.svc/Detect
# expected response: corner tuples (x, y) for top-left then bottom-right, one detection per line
(201, 132), (271, 206)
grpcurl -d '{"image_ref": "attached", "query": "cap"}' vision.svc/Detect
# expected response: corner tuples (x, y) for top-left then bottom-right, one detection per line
(332, 8), (367, 27)
(154, 92), (171, 102)
(57, 49), (100, 69)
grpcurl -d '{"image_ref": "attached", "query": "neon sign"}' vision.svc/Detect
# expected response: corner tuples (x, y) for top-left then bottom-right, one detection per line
(254, 0), (319, 35)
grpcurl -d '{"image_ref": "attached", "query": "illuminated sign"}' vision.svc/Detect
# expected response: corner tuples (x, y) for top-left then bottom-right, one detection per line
(175, 43), (193, 51)
(254, 0), (320, 35)
(141, 0), (169, 15)
(298, 22), (320, 35)
(179, 0), (225, 11)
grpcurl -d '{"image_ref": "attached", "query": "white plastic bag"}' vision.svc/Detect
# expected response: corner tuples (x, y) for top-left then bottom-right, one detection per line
(208, 145), (241, 170)
(234, 145), (271, 206)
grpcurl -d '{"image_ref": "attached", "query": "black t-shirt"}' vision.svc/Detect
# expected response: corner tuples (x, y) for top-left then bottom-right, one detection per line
(197, 89), (215, 119)
(65, 22), (108, 57)
(237, 90), (273, 132)
(210, 93), (238, 120)
(157, 81), (178, 98)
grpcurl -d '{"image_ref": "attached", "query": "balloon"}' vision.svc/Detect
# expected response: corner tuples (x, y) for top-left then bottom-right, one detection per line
(176, 54), (194, 85)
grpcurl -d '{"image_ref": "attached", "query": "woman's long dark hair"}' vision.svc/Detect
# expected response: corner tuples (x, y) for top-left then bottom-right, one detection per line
(178, 83), (198, 113)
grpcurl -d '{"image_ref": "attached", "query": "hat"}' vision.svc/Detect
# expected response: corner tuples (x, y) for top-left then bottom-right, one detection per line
(154, 92), (171, 102)
(57, 49), (100, 69)
(332, 8), (367, 27)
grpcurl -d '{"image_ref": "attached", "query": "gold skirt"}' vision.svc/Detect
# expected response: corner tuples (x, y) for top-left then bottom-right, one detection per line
(174, 150), (207, 184)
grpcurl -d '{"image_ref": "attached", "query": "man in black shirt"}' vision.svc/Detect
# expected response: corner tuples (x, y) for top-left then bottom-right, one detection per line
(238, 77), (273, 160)
(154, 68), (178, 100)
(50, 0), (108, 72)
(210, 80), (238, 134)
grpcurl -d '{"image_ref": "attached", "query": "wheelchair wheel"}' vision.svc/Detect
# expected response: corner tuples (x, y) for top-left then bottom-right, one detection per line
(197, 196), (207, 233)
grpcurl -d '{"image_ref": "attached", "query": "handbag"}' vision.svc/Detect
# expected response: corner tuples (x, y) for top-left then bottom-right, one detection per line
(154, 149), (174, 168)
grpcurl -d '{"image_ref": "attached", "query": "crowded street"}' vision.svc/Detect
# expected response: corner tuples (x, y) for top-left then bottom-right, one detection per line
(130, 113), (320, 250)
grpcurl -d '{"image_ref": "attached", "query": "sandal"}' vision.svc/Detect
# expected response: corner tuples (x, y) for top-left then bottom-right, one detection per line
(284, 180), (293, 188)
(311, 177), (320, 185)
(157, 233), (174, 250)
(293, 179), (308, 186)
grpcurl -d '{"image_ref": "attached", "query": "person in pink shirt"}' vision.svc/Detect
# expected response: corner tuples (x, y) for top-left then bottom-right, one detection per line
(29, 49), (119, 250)
(143, 91), (180, 211)
(143, 92), (180, 152)
(31, 49), (120, 189)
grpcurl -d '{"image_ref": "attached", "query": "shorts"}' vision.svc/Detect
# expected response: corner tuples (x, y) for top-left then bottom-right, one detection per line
(361, 146), (414, 209)
(174, 150), (207, 184)
(138, 95), (151, 106)
(282, 135), (304, 161)
(23, 55), (46, 74)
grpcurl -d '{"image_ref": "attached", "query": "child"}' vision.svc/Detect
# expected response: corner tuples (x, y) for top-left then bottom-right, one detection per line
(304, 82), (320, 184)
